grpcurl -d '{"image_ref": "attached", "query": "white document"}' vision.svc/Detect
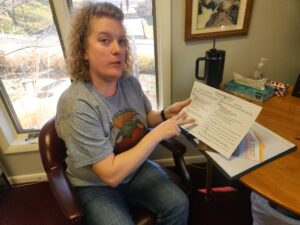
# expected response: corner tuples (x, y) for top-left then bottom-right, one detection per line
(182, 81), (262, 158)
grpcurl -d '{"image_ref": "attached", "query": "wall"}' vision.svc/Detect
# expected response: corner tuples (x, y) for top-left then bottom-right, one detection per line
(171, 0), (300, 102)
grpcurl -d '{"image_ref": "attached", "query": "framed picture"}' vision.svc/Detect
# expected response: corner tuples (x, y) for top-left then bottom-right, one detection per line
(185, 0), (254, 41)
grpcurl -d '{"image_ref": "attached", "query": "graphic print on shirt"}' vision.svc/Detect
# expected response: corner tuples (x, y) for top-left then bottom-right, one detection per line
(113, 111), (147, 154)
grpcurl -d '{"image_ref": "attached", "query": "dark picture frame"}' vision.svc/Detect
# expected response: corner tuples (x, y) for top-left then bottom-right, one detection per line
(185, 0), (254, 41)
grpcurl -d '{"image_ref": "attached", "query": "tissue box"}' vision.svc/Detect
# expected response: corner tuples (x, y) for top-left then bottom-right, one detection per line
(225, 80), (275, 102)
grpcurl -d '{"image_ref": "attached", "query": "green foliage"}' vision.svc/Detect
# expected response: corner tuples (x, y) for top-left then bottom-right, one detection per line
(138, 55), (155, 74)
(0, 51), (66, 79)
(143, 16), (153, 26)
(0, 1), (53, 34)
(141, 18), (153, 39)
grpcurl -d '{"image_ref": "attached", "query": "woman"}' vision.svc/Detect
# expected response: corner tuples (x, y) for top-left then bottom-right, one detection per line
(56, 2), (194, 225)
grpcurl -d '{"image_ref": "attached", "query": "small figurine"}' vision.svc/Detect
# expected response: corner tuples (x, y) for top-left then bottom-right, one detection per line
(266, 80), (289, 96)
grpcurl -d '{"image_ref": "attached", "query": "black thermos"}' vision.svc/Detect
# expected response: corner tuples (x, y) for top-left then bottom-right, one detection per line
(195, 48), (226, 89)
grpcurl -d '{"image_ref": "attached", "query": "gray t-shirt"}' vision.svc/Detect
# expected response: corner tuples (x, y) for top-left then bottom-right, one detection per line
(56, 75), (152, 186)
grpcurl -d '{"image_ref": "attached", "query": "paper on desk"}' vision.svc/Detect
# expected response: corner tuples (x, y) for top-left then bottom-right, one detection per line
(182, 81), (262, 159)
(204, 122), (296, 179)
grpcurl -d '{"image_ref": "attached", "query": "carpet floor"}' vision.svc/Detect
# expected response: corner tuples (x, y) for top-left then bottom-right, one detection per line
(0, 164), (253, 225)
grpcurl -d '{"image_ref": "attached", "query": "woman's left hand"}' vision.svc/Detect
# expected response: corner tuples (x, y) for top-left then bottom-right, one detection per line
(164, 98), (192, 120)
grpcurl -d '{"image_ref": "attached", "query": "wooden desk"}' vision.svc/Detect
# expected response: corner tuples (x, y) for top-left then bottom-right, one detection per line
(240, 87), (300, 215)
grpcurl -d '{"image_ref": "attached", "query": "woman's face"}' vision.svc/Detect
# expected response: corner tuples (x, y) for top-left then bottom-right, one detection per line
(84, 16), (127, 83)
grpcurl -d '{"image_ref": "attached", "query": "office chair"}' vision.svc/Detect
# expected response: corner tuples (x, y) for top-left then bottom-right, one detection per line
(38, 117), (193, 224)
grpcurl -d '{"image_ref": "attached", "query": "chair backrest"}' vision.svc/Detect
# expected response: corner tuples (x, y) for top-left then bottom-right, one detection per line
(39, 117), (67, 172)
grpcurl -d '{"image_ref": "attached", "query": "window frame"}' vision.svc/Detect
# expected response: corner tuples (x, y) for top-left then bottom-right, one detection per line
(0, 80), (33, 133)
(154, 0), (171, 109)
(0, 0), (171, 153)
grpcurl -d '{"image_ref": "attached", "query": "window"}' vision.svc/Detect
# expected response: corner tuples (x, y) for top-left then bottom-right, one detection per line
(0, 0), (170, 135)
(0, 0), (68, 132)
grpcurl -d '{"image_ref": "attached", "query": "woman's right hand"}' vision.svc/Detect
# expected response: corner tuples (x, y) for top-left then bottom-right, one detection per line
(151, 111), (195, 141)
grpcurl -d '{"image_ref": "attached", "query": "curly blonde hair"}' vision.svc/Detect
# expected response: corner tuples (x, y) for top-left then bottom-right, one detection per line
(67, 2), (133, 81)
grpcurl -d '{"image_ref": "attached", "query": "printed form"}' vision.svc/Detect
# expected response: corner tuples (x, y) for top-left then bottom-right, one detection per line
(182, 81), (262, 159)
